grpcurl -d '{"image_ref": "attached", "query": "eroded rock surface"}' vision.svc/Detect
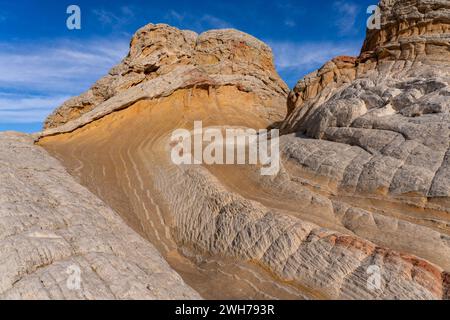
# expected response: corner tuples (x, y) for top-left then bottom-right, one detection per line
(0, 132), (200, 300)
(282, 0), (450, 204)
(39, 92), (449, 300)
(35, 0), (450, 300)
(44, 24), (289, 131)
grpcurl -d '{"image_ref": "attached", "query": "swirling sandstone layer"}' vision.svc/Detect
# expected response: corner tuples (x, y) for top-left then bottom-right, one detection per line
(38, 0), (450, 300)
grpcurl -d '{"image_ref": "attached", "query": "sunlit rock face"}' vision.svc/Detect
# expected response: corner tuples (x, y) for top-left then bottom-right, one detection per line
(28, 0), (450, 300)
(43, 24), (289, 131)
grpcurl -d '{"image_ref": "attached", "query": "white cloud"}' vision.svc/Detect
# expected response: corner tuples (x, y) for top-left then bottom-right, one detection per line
(333, 1), (359, 35)
(0, 94), (70, 123)
(0, 94), (70, 111)
(267, 40), (361, 86)
(166, 10), (185, 24)
(93, 6), (135, 27)
(0, 38), (129, 123)
(165, 11), (233, 31)
(276, 2), (305, 15)
(269, 40), (360, 70)
(0, 38), (129, 93)
(284, 19), (296, 27)
(200, 15), (232, 29)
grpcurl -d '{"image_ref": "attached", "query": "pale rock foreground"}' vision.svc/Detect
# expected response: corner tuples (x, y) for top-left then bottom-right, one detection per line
(0, 132), (200, 300)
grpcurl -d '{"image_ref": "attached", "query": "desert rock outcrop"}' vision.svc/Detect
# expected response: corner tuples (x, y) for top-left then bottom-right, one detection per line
(44, 24), (289, 131)
(33, 0), (450, 300)
(274, 0), (450, 298)
(282, 0), (450, 203)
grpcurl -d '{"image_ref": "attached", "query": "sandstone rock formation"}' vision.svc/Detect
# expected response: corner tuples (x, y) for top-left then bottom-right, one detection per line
(281, 0), (450, 217)
(274, 0), (450, 298)
(0, 132), (200, 300)
(44, 24), (289, 131)
(30, 0), (450, 300)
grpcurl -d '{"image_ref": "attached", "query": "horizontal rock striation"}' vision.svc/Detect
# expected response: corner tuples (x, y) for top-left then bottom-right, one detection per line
(39, 94), (449, 299)
(362, 0), (450, 61)
(277, 3), (450, 297)
(157, 164), (448, 300)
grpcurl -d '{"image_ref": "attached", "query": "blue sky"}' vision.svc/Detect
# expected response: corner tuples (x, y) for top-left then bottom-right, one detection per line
(0, 0), (375, 133)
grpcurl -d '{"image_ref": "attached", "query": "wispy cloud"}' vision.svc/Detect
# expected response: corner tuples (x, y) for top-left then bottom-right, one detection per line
(0, 38), (129, 124)
(276, 2), (305, 15)
(268, 40), (361, 86)
(0, 38), (129, 93)
(165, 10), (233, 31)
(333, 1), (359, 35)
(93, 6), (135, 28)
(276, 2), (304, 29)
(0, 94), (70, 123)
(269, 40), (361, 70)
(200, 14), (232, 29)
(284, 19), (296, 27)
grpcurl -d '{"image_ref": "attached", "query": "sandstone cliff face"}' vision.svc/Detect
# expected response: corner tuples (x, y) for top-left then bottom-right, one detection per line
(362, 0), (450, 58)
(0, 132), (200, 300)
(35, 0), (450, 300)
